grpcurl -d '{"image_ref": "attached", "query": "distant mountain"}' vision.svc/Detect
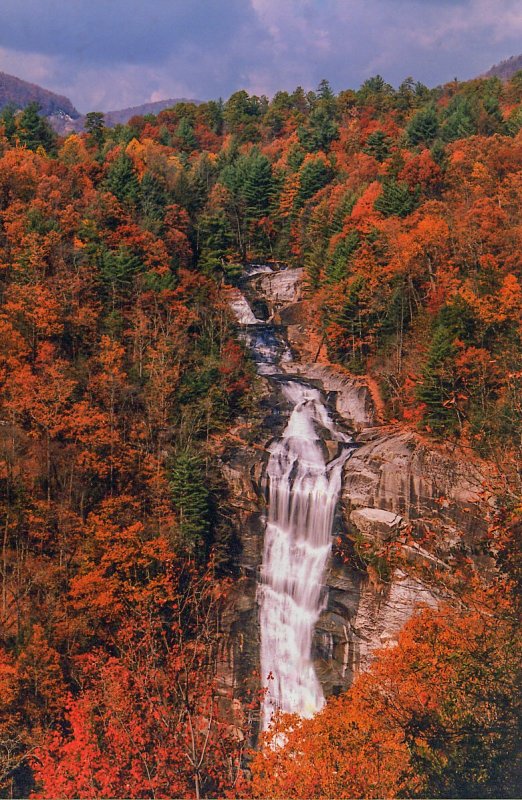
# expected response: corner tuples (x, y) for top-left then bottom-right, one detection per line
(482, 54), (522, 81)
(103, 97), (200, 126)
(0, 70), (79, 118)
(51, 97), (200, 135)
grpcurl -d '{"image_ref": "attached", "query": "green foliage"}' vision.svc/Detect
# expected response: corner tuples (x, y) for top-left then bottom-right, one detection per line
(169, 450), (210, 556)
(407, 106), (439, 146)
(298, 105), (338, 152)
(364, 130), (391, 162)
(100, 247), (143, 303)
(0, 103), (17, 142)
(417, 299), (476, 436)
(84, 111), (105, 147)
(17, 102), (57, 153)
(103, 153), (140, 205)
(441, 83), (504, 142)
(140, 171), (167, 222)
(374, 177), (419, 217)
(326, 229), (360, 283)
(223, 90), (262, 142)
(197, 211), (234, 275)
(176, 117), (198, 151)
(297, 157), (332, 206)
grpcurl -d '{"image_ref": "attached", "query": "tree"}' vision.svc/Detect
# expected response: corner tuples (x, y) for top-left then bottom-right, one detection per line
(417, 299), (476, 436)
(251, 599), (520, 799)
(32, 563), (249, 799)
(0, 103), (17, 142)
(170, 451), (210, 557)
(140, 171), (167, 222)
(364, 130), (391, 162)
(374, 177), (419, 217)
(297, 155), (332, 206)
(17, 103), (57, 154)
(103, 153), (140, 205)
(407, 106), (439, 146)
(84, 111), (105, 147)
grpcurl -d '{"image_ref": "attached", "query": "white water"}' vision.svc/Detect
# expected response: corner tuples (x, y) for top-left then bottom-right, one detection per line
(258, 382), (352, 729)
(228, 276), (353, 730)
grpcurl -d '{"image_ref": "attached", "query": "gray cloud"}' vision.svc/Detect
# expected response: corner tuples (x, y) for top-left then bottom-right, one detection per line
(0, 0), (520, 112)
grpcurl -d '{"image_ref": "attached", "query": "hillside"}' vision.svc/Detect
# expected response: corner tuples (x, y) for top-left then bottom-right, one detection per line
(0, 72), (520, 798)
(483, 53), (522, 80)
(0, 70), (79, 118)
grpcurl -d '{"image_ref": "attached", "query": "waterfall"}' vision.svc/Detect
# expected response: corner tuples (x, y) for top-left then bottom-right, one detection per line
(258, 381), (352, 729)
(229, 277), (352, 730)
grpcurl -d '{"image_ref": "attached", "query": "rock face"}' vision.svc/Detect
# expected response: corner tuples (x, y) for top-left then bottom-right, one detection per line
(289, 363), (374, 432)
(342, 427), (488, 549)
(222, 265), (491, 717)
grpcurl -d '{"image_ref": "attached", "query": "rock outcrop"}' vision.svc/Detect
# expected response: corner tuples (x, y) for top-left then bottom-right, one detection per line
(222, 265), (492, 714)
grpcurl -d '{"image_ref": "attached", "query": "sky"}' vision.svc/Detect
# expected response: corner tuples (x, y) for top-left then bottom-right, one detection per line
(0, 0), (521, 113)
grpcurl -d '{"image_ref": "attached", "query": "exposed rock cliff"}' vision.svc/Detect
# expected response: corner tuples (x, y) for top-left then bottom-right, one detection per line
(221, 265), (492, 716)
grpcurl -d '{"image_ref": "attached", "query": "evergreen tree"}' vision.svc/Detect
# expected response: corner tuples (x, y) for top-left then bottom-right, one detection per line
(375, 178), (419, 217)
(326, 230), (360, 283)
(298, 105), (338, 152)
(407, 106), (439, 146)
(197, 211), (234, 276)
(0, 103), (17, 142)
(364, 130), (391, 162)
(104, 153), (140, 205)
(100, 246), (143, 305)
(170, 451), (210, 557)
(176, 117), (198, 151)
(297, 157), (332, 206)
(417, 300), (476, 436)
(84, 111), (105, 148)
(140, 171), (167, 222)
(241, 149), (273, 220)
(17, 102), (57, 153)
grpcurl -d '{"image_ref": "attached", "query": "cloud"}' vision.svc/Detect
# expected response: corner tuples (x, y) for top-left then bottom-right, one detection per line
(0, 0), (520, 112)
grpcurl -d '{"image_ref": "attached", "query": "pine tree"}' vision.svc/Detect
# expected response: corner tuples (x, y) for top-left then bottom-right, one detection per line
(407, 106), (439, 146)
(375, 178), (419, 217)
(104, 153), (140, 205)
(84, 111), (105, 148)
(140, 171), (167, 221)
(326, 230), (359, 283)
(364, 130), (391, 162)
(297, 157), (332, 206)
(241, 150), (273, 220)
(170, 451), (210, 557)
(100, 247), (143, 305)
(176, 117), (198, 151)
(17, 102), (57, 153)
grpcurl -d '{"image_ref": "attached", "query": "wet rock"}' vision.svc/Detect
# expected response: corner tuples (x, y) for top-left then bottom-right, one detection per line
(289, 363), (374, 431)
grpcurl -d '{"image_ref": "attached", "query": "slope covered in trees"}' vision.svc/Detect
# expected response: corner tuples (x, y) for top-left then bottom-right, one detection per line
(0, 70), (520, 797)
(0, 71), (79, 118)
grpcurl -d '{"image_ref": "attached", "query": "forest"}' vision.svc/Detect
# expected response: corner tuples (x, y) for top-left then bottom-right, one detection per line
(0, 71), (520, 797)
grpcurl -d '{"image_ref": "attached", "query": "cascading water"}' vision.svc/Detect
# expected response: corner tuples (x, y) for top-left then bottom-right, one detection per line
(229, 272), (353, 731)
(259, 382), (352, 729)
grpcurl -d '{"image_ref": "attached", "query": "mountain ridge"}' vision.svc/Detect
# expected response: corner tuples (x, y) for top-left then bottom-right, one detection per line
(0, 70), (79, 118)
(482, 53), (522, 81)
